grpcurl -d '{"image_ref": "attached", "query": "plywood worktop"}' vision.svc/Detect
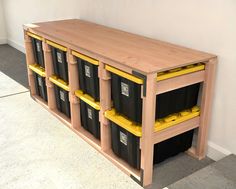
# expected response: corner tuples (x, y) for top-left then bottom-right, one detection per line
(24, 19), (216, 74)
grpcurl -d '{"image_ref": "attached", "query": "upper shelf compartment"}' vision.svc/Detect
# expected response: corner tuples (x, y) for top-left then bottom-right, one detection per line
(24, 19), (216, 74)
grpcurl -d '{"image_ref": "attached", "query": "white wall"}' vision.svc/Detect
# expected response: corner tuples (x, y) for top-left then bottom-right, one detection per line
(2, 0), (80, 52)
(0, 0), (7, 44)
(2, 0), (235, 160)
(79, 0), (236, 160)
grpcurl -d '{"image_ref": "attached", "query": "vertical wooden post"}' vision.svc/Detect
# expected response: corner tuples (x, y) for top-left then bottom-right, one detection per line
(196, 57), (217, 159)
(99, 62), (112, 151)
(43, 41), (56, 110)
(24, 31), (36, 95)
(140, 73), (156, 186)
(68, 50), (80, 130)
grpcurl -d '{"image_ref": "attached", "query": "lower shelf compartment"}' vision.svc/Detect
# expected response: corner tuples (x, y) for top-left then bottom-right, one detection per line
(74, 126), (101, 150)
(103, 149), (141, 180)
(51, 109), (71, 127)
(31, 94), (48, 108)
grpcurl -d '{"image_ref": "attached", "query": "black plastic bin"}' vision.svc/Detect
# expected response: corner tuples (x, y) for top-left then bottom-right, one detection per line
(33, 72), (47, 101)
(50, 44), (68, 82)
(111, 122), (141, 169)
(54, 85), (71, 118)
(31, 37), (44, 67)
(80, 100), (100, 139)
(110, 121), (194, 169)
(111, 73), (200, 124)
(76, 55), (100, 101)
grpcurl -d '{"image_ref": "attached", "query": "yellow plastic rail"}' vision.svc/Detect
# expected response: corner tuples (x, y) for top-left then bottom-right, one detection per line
(157, 63), (205, 81)
(105, 65), (144, 84)
(46, 40), (67, 52)
(75, 90), (100, 110)
(154, 106), (200, 132)
(27, 32), (42, 41)
(28, 64), (46, 77)
(105, 109), (142, 137)
(105, 106), (200, 137)
(49, 75), (69, 91)
(72, 51), (99, 66)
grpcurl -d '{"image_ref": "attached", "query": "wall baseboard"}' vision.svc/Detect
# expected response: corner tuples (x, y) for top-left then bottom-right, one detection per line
(0, 38), (7, 44)
(207, 141), (231, 161)
(7, 39), (25, 53)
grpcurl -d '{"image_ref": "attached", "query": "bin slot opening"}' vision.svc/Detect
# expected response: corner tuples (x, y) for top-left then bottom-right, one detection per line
(105, 65), (144, 84)
(46, 40), (67, 52)
(72, 51), (99, 65)
(49, 75), (69, 91)
(75, 90), (100, 110)
(105, 106), (200, 137)
(157, 63), (205, 81)
(28, 64), (46, 77)
(27, 32), (42, 41)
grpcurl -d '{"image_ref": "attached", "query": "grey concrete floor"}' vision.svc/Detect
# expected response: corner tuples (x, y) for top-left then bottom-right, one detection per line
(167, 155), (236, 189)
(0, 45), (28, 88)
(0, 44), (215, 189)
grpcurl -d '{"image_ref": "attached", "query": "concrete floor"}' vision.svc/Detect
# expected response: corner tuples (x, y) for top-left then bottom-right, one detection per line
(0, 44), (215, 189)
(167, 155), (236, 189)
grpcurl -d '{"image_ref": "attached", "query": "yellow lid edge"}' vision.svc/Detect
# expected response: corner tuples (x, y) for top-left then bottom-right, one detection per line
(154, 108), (200, 132)
(105, 109), (142, 137)
(72, 51), (99, 66)
(28, 64), (46, 77)
(105, 65), (144, 85)
(46, 40), (67, 52)
(49, 76), (69, 91)
(157, 64), (205, 81)
(27, 32), (42, 41)
(75, 90), (100, 110)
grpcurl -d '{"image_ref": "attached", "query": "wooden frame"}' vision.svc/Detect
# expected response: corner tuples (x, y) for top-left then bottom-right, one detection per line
(23, 19), (217, 187)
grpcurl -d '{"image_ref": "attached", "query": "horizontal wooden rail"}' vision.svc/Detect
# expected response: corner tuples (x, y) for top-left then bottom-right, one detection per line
(156, 70), (205, 94)
(152, 116), (200, 145)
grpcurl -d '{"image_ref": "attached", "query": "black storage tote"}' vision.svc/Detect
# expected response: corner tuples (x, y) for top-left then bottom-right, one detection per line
(109, 66), (200, 124)
(110, 121), (194, 169)
(80, 100), (100, 139)
(73, 51), (100, 101)
(28, 33), (45, 67)
(33, 72), (47, 101)
(54, 85), (71, 118)
(111, 122), (141, 169)
(48, 41), (69, 82)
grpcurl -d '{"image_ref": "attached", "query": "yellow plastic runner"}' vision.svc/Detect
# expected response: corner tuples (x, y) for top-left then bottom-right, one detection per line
(105, 106), (200, 137)
(75, 90), (100, 110)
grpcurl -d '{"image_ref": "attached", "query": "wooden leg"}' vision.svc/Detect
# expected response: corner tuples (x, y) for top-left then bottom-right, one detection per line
(140, 73), (156, 186)
(68, 51), (80, 130)
(24, 32), (36, 94)
(43, 41), (56, 110)
(196, 58), (217, 159)
(99, 62), (112, 151)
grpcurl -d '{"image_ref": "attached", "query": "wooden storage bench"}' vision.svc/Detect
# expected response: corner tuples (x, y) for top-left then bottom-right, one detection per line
(23, 19), (217, 187)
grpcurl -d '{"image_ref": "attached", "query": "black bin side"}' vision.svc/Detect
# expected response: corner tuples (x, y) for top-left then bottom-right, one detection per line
(51, 47), (68, 83)
(80, 100), (100, 139)
(77, 58), (100, 101)
(33, 72), (47, 102)
(31, 38), (45, 68)
(153, 129), (194, 164)
(54, 85), (70, 118)
(110, 122), (141, 169)
(185, 83), (200, 109)
(111, 73), (142, 123)
(111, 72), (200, 124)
(110, 122), (194, 169)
